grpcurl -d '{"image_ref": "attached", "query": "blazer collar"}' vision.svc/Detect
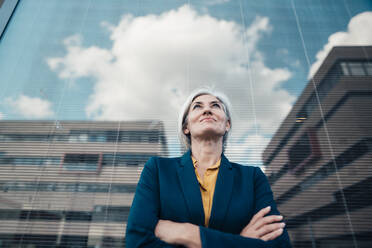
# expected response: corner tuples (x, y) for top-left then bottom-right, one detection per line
(177, 150), (205, 226)
(177, 150), (234, 229)
(209, 153), (234, 229)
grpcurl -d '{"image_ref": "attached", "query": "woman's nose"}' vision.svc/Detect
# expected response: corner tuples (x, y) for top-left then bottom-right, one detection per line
(202, 106), (212, 115)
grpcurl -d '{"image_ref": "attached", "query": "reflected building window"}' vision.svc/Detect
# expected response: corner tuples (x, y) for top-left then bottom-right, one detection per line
(267, 59), (372, 169)
(340, 62), (350, 75)
(365, 62), (372, 75)
(277, 138), (371, 205)
(65, 211), (92, 221)
(0, 207), (129, 223)
(93, 205), (130, 222)
(102, 153), (153, 167)
(339, 61), (372, 76)
(0, 130), (163, 144)
(288, 130), (321, 174)
(288, 134), (311, 169)
(0, 181), (137, 193)
(62, 153), (102, 172)
(60, 235), (88, 248)
(0, 156), (61, 166)
(348, 62), (365, 75)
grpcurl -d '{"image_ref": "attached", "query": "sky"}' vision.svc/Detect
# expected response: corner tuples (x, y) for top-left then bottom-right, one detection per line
(0, 0), (371, 166)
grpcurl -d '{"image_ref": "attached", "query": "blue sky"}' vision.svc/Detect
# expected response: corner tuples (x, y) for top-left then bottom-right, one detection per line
(0, 0), (371, 163)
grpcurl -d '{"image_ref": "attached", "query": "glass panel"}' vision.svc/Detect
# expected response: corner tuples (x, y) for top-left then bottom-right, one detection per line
(348, 62), (366, 76)
(0, 1), (371, 247)
(364, 62), (372, 75)
(340, 62), (350, 75)
(288, 134), (311, 169)
(63, 154), (99, 171)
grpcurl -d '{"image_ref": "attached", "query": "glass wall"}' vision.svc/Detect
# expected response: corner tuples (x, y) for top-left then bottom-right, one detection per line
(0, 0), (371, 247)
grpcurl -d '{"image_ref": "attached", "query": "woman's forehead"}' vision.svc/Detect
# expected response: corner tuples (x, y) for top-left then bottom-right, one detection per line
(192, 94), (220, 103)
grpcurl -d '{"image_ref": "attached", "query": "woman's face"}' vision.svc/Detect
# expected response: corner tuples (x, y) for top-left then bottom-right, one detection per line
(184, 94), (230, 141)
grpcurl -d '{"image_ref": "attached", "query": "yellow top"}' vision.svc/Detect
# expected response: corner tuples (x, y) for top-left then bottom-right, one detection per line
(192, 156), (221, 227)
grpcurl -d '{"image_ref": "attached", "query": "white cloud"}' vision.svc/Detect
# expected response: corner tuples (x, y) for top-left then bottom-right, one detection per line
(6, 95), (54, 119)
(225, 134), (270, 168)
(309, 11), (372, 79)
(48, 5), (294, 161)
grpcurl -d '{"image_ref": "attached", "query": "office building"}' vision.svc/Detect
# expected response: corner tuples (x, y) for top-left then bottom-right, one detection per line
(0, 120), (167, 247)
(262, 46), (372, 248)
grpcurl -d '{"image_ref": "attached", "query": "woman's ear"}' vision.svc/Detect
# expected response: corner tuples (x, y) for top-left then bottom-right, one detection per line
(184, 128), (190, 135)
(226, 120), (231, 132)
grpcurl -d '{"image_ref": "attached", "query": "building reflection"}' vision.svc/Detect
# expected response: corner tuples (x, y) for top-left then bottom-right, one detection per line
(263, 46), (372, 248)
(0, 120), (167, 247)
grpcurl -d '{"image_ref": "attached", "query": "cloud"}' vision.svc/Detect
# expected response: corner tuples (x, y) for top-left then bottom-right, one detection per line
(226, 134), (270, 168)
(309, 11), (372, 78)
(6, 94), (54, 119)
(48, 5), (294, 161)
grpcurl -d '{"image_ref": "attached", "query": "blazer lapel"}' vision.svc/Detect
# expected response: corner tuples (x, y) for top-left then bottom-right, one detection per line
(209, 153), (234, 229)
(176, 150), (205, 226)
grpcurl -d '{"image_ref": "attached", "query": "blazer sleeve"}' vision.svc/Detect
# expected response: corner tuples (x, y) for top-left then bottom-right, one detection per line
(198, 167), (292, 248)
(125, 157), (176, 248)
(252, 167), (292, 248)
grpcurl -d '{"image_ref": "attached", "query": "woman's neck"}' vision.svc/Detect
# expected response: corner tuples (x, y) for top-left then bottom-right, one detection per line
(190, 138), (223, 169)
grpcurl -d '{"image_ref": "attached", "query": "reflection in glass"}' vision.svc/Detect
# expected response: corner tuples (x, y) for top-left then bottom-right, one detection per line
(0, 0), (371, 247)
(264, 47), (372, 247)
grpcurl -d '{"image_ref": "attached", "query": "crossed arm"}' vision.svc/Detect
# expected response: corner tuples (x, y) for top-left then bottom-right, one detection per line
(154, 206), (285, 247)
(125, 158), (291, 248)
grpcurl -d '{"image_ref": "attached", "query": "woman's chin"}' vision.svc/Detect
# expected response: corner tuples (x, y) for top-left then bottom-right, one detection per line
(194, 129), (224, 139)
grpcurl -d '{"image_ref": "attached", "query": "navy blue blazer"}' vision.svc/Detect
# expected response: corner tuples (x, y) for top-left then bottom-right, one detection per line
(126, 150), (292, 247)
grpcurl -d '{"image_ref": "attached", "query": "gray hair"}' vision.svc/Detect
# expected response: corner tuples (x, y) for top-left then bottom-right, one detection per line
(178, 87), (232, 151)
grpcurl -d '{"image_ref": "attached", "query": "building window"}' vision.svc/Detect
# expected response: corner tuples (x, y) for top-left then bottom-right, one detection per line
(0, 208), (131, 223)
(339, 61), (372, 76)
(93, 206), (130, 222)
(68, 132), (89, 143)
(288, 130), (321, 174)
(296, 60), (372, 123)
(288, 134), (311, 169)
(65, 211), (92, 221)
(365, 62), (372, 75)
(88, 132), (107, 142)
(340, 62), (350, 75)
(0, 130), (162, 143)
(0, 156), (61, 166)
(20, 210), (61, 221)
(277, 138), (371, 206)
(60, 236), (88, 248)
(0, 181), (137, 193)
(102, 153), (153, 167)
(62, 153), (102, 172)
(348, 62), (365, 76)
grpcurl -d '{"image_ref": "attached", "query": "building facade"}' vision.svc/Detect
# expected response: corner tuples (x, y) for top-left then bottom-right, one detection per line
(0, 120), (167, 247)
(262, 46), (372, 248)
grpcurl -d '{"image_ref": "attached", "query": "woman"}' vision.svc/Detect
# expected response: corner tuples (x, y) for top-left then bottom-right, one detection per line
(126, 88), (291, 247)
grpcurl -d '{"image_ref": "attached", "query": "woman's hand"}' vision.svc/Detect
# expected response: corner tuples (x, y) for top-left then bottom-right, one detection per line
(155, 220), (201, 248)
(240, 206), (285, 241)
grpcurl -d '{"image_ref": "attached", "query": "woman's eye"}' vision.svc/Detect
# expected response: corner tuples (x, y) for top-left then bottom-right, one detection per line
(212, 103), (221, 108)
(193, 105), (201, 109)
